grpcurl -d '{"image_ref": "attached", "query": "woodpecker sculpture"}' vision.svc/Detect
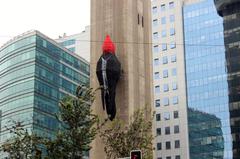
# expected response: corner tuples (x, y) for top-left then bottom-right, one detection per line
(96, 35), (121, 121)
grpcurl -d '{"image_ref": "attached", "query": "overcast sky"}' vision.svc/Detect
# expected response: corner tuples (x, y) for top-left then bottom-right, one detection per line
(0, 0), (90, 46)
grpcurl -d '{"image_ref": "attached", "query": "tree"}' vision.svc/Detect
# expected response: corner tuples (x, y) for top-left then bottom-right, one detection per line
(45, 85), (98, 159)
(0, 120), (43, 159)
(99, 108), (154, 159)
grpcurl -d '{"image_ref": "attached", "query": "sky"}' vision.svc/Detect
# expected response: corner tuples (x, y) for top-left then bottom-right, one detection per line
(0, 0), (90, 46)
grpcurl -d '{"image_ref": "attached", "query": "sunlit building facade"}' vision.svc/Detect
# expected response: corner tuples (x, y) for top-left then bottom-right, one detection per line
(152, 0), (190, 158)
(152, 0), (237, 158)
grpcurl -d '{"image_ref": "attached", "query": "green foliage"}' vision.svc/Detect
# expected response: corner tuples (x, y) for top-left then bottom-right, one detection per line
(0, 86), (98, 159)
(99, 109), (154, 159)
(0, 121), (43, 159)
(45, 85), (98, 159)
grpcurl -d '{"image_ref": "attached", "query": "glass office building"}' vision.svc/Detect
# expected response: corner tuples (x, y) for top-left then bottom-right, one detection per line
(215, 0), (240, 158)
(0, 31), (89, 145)
(184, 0), (233, 158)
(188, 108), (224, 158)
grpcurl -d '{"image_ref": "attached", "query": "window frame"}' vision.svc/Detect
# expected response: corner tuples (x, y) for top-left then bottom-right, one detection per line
(155, 85), (160, 93)
(157, 142), (162, 150)
(156, 113), (161, 121)
(160, 4), (166, 12)
(172, 68), (177, 76)
(153, 19), (158, 26)
(161, 17), (166, 24)
(170, 14), (175, 22)
(172, 82), (178, 90)
(153, 45), (159, 53)
(175, 140), (180, 149)
(166, 141), (171, 150)
(152, 6), (158, 14)
(162, 43), (167, 51)
(174, 125), (180, 134)
(156, 128), (161, 136)
(163, 84), (169, 92)
(154, 58), (160, 65)
(163, 97), (169, 106)
(174, 111), (179, 119)
(163, 70), (168, 78)
(171, 54), (177, 62)
(170, 28), (175, 36)
(161, 30), (167, 37)
(162, 56), (168, 64)
(154, 72), (160, 80)
(169, 1), (174, 9)
(155, 99), (161, 107)
(170, 41), (176, 49)
(172, 96), (179, 105)
(153, 32), (159, 39)
(164, 112), (170, 120)
(165, 127), (170, 135)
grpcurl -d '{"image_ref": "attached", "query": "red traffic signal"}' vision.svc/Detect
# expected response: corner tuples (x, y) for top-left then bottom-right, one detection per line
(130, 150), (141, 159)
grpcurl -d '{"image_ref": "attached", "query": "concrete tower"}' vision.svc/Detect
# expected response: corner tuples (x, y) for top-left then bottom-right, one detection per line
(90, 0), (153, 158)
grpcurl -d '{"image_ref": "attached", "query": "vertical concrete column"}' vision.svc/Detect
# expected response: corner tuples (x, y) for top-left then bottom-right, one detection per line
(90, 0), (153, 158)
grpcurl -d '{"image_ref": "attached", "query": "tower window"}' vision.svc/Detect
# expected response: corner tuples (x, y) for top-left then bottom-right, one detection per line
(138, 14), (140, 24)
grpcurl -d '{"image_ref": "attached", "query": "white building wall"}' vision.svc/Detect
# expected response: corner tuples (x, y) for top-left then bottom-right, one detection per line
(56, 26), (90, 62)
(151, 0), (190, 159)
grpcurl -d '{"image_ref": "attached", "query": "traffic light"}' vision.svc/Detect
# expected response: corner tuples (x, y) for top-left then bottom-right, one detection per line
(130, 150), (141, 159)
(35, 149), (42, 159)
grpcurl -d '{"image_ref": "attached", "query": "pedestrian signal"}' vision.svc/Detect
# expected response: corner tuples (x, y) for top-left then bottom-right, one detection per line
(130, 150), (141, 159)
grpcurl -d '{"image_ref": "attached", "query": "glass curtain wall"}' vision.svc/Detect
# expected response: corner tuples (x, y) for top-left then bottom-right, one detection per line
(184, 0), (233, 158)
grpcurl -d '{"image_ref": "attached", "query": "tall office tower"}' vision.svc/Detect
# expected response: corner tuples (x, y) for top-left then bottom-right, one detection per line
(184, 1), (230, 158)
(152, 0), (237, 159)
(151, 0), (190, 159)
(0, 31), (89, 158)
(56, 26), (90, 62)
(215, 0), (240, 158)
(90, 0), (153, 158)
(184, 1), (233, 158)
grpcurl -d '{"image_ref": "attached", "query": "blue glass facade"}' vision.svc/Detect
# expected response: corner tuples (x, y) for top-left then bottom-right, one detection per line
(59, 39), (76, 47)
(59, 39), (76, 53)
(0, 31), (89, 143)
(184, 0), (233, 158)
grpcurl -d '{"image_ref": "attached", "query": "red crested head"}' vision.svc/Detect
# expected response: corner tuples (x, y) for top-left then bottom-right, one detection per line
(102, 35), (115, 54)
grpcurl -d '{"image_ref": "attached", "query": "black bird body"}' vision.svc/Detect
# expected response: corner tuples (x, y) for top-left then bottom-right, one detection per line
(96, 53), (121, 121)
